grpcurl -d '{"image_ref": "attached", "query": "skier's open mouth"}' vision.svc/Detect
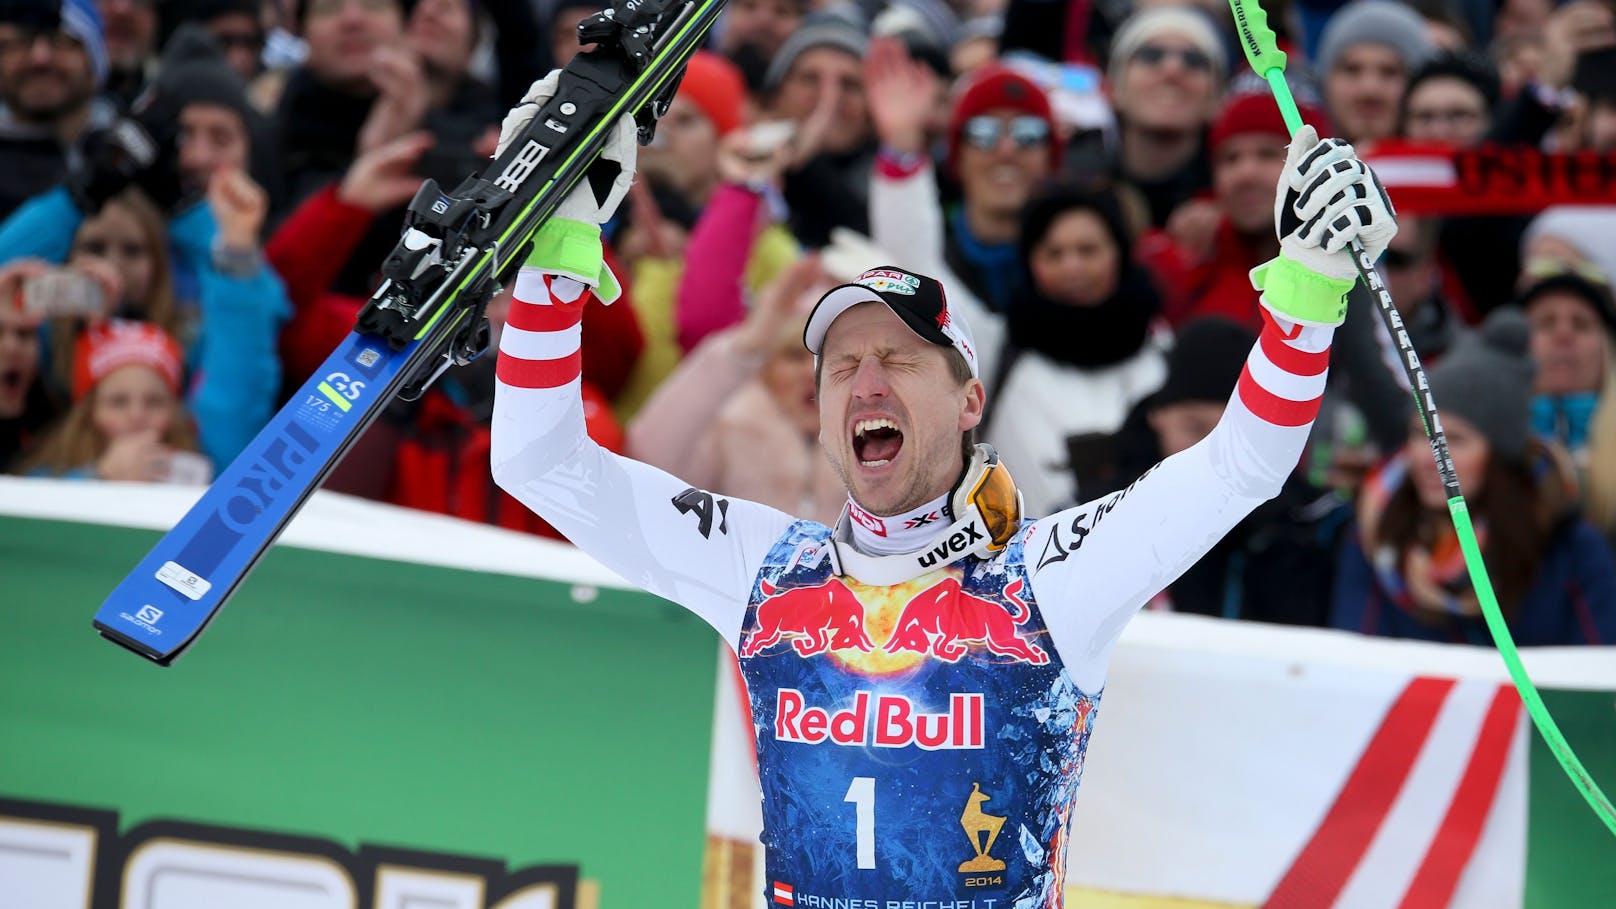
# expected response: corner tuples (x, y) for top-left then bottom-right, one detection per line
(0, 368), (23, 395)
(852, 418), (903, 468)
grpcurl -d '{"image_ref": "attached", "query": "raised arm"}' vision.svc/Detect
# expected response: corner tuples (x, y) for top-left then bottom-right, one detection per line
(1027, 127), (1401, 692)
(489, 74), (795, 645)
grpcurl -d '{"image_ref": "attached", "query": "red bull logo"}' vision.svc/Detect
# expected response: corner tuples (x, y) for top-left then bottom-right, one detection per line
(776, 689), (985, 750)
(742, 578), (875, 657)
(885, 577), (1048, 665)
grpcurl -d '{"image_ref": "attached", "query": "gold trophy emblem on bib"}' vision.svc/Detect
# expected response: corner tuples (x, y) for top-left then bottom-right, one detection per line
(958, 782), (1007, 873)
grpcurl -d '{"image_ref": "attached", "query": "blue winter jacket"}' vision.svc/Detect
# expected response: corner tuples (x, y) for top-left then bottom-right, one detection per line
(0, 187), (290, 469)
(1331, 517), (1616, 646)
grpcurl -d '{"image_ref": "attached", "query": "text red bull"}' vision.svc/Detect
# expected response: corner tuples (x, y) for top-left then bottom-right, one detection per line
(775, 689), (985, 750)
(884, 578), (1048, 664)
(743, 578), (876, 657)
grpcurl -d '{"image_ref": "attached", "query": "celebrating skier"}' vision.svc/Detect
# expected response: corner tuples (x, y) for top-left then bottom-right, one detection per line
(490, 72), (1397, 906)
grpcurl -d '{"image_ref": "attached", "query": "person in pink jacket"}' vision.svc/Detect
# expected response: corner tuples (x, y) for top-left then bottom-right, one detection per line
(628, 255), (845, 524)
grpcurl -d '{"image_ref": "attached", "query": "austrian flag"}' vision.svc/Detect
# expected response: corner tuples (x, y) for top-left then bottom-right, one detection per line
(773, 880), (794, 905)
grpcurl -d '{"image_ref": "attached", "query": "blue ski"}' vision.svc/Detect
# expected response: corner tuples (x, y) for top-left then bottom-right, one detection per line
(92, 321), (460, 663)
(92, 0), (730, 665)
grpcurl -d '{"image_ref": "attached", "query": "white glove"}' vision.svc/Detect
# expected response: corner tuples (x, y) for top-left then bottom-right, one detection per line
(496, 70), (638, 226)
(1250, 125), (1399, 327)
(1273, 125), (1397, 279)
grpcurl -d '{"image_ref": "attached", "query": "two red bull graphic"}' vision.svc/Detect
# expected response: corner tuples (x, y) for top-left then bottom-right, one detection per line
(742, 575), (1049, 668)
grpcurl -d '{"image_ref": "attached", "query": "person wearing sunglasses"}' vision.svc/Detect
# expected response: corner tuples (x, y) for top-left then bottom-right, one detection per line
(0, 0), (113, 221)
(864, 45), (1060, 354)
(1105, 7), (1225, 229)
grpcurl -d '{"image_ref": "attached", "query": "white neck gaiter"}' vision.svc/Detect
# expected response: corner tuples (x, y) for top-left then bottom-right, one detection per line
(844, 493), (951, 556)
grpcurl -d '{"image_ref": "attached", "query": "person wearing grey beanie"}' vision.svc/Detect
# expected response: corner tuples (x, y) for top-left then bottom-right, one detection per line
(1316, 0), (1434, 145)
(1425, 307), (1537, 464)
(760, 6), (874, 247)
(761, 8), (869, 96)
(1331, 305), (1616, 645)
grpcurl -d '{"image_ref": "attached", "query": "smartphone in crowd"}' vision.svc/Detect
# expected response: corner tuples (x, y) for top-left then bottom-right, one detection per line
(22, 269), (107, 319)
(746, 120), (797, 156)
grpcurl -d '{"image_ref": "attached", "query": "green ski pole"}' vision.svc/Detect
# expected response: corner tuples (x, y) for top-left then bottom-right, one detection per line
(1228, 0), (1616, 838)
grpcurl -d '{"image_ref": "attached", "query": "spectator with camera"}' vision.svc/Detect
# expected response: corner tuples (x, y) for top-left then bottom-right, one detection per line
(0, 26), (289, 468)
(617, 54), (801, 416)
(0, 262), (65, 469)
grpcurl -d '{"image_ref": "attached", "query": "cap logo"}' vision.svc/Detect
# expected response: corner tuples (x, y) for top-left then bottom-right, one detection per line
(857, 268), (921, 296)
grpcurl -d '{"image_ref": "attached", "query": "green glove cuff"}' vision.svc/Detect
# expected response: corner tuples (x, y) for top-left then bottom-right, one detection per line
(527, 217), (602, 279)
(526, 217), (622, 303)
(1249, 256), (1356, 327)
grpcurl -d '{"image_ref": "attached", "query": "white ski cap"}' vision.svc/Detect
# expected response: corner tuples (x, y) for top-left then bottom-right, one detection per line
(803, 266), (979, 378)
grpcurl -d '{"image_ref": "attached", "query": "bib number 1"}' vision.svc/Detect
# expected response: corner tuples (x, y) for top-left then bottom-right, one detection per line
(843, 776), (875, 870)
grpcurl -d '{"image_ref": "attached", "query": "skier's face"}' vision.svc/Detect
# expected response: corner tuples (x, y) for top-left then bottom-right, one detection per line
(816, 303), (983, 516)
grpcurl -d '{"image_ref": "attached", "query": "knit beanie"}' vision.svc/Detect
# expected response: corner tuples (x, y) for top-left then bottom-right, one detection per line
(1424, 307), (1536, 463)
(1208, 92), (1329, 155)
(152, 24), (253, 127)
(677, 51), (747, 136)
(872, 0), (958, 77)
(946, 64), (1063, 174)
(1315, 0), (1433, 76)
(59, 0), (107, 88)
(1107, 6), (1227, 85)
(1518, 271), (1616, 334)
(1153, 317), (1257, 407)
(1522, 208), (1616, 288)
(1406, 50), (1500, 111)
(762, 8), (868, 93)
(73, 320), (184, 401)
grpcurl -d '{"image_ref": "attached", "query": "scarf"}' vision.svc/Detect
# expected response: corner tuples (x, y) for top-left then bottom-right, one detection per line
(1005, 265), (1161, 369)
(1360, 457), (1488, 620)
(1531, 393), (1599, 454)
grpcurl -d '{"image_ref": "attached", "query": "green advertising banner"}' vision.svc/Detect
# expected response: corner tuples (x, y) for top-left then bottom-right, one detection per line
(0, 479), (722, 908)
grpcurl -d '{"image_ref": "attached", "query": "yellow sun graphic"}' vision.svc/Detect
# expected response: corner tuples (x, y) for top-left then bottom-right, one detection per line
(829, 571), (952, 676)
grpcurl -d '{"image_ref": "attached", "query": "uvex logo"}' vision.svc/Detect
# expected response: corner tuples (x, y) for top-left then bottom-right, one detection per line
(916, 522), (985, 568)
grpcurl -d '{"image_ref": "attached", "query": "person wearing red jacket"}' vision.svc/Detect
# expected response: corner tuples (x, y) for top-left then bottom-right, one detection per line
(1138, 93), (1327, 332)
(264, 132), (642, 536)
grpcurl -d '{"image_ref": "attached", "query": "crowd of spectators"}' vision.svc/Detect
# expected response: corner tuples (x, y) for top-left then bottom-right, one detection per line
(3, 0), (1615, 645)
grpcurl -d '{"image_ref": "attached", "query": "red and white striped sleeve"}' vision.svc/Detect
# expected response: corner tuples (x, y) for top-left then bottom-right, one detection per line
(489, 264), (796, 647)
(1236, 310), (1331, 429)
(495, 271), (590, 392)
(1025, 313), (1336, 693)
